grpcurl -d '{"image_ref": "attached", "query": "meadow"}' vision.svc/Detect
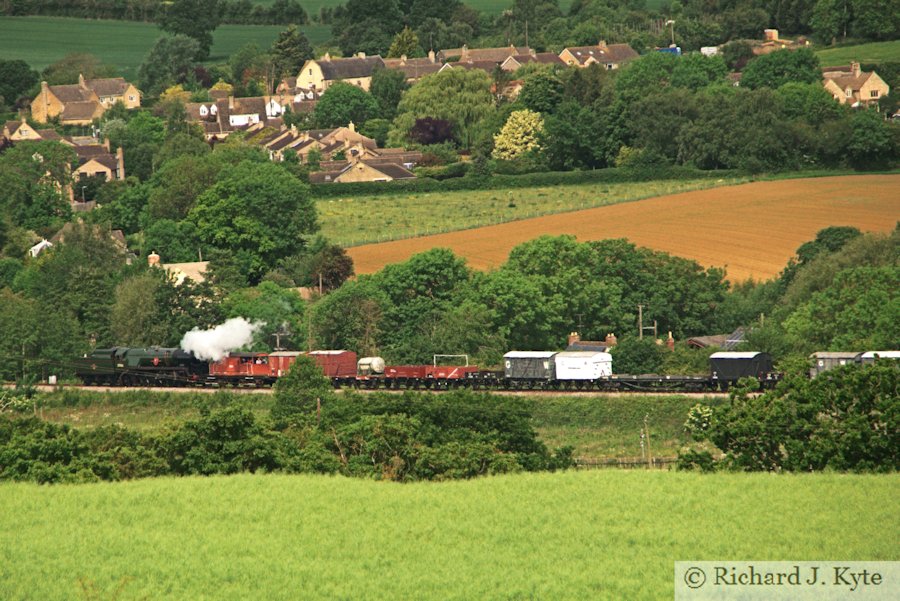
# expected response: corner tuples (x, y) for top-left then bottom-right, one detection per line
(345, 174), (900, 283)
(317, 176), (750, 247)
(0, 471), (896, 600)
(816, 39), (900, 66)
(0, 17), (330, 80)
(29, 388), (714, 461)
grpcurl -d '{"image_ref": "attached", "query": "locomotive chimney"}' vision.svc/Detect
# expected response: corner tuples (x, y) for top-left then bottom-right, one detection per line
(605, 333), (617, 347)
(148, 251), (160, 266)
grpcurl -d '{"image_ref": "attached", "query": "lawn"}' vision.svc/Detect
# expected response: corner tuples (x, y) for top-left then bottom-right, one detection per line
(0, 17), (331, 80)
(816, 39), (900, 66)
(0, 471), (895, 600)
(317, 176), (750, 247)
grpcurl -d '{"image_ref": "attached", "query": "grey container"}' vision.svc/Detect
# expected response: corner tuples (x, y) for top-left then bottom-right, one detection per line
(503, 351), (557, 381)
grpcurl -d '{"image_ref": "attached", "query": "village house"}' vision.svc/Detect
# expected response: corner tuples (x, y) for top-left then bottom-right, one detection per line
(383, 52), (443, 83)
(500, 53), (565, 72)
(274, 78), (321, 112)
(438, 44), (532, 63)
(1, 116), (71, 144)
(185, 95), (287, 140)
(30, 74), (140, 124)
(309, 160), (416, 184)
(296, 53), (386, 92)
(822, 62), (889, 108)
(256, 122), (379, 163)
(559, 41), (638, 69)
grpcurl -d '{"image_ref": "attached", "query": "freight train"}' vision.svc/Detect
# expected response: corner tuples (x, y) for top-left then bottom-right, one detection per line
(73, 346), (792, 391)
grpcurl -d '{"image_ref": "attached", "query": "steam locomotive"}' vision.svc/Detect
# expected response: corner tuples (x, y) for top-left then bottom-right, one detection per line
(73, 346), (787, 391)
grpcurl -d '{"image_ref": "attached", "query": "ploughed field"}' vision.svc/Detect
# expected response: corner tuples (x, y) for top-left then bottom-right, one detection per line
(347, 174), (900, 283)
(1, 471), (895, 600)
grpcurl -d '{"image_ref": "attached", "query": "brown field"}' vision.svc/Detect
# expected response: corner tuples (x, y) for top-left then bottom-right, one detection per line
(348, 175), (900, 283)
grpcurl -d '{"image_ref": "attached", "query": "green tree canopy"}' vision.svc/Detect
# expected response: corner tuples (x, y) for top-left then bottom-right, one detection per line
(271, 25), (314, 80)
(388, 27), (425, 58)
(188, 161), (318, 282)
(390, 68), (495, 149)
(369, 67), (409, 121)
(740, 48), (821, 90)
(0, 60), (38, 109)
(313, 82), (379, 129)
(138, 35), (201, 98)
(158, 0), (220, 60)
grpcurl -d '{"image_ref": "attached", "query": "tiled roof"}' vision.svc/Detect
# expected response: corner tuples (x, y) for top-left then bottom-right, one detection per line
(49, 84), (93, 103)
(441, 46), (531, 62)
(86, 77), (130, 97)
(563, 43), (638, 65)
(370, 162), (415, 179)
(318, 56), (385, 80)
(60, 101), (102, 121)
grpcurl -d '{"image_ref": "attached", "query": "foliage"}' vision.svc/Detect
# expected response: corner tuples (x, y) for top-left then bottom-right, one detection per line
(492, 109), (544, 160)
(39, 52), (118, 85)
(222, 282), (306, 351)
(158, 0), (220, 61)
(518, 71), (564, 115)
(740, 48), (822, 90)
(138, 35), (201, 98)
(705, 364), (899, 472)
(270, 25), (314, 80)
(387, 27), (424, 58)
(188, 161), (318, 282)
(0, 140), (75, 231)
(0, 59), (38, 109)
(313, 82), (379, 129)
(609, 337), (665, 374)
(369, 67), (409, 121)
(390, 68), (495, 149)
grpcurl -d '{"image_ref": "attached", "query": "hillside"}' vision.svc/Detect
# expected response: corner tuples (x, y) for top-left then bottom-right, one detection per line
(0, 17), (329, 79)
(1, 471), (895, 600)
(347, 174), (900, 283)
(816, 40), (900, 66)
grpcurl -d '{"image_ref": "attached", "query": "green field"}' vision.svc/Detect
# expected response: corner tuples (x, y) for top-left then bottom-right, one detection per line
(0, 471), (895, 600)
(0, 17), (331, 80)
(816, 40), (900, 66)
(252, 0), (577, 15)
(317, 176), (749, 247)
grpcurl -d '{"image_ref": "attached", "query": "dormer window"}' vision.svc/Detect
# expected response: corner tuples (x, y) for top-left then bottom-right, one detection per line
(210, 105), (217, 115)
(199, 105), (208, 116)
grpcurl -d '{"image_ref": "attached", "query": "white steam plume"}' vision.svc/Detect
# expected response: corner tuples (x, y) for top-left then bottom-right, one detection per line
(180, 318), (264, 361)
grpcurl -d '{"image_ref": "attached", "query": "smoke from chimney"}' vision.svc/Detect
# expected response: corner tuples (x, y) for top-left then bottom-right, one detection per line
(180, 318), (264, 361)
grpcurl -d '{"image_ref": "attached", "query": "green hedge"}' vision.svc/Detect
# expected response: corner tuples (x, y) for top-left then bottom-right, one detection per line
(310, 166), (741, 198)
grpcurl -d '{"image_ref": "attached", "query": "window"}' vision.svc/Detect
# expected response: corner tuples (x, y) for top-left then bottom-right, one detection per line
(128, 95), (135, 101)
(870, 90), (879, 98)
(846, 89), (852, 97)
(309, 69), (313, 76)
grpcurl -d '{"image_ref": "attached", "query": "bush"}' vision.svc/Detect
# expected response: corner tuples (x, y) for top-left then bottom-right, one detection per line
(309, 166), (737, 198)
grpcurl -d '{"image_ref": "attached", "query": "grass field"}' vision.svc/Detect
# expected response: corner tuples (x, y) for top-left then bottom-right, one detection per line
(0, 471), (896, 600)
(0, 17), (331, 80)
(816, 40), (900, 66)
(318, 176), (750, 247)
(346, 174), (900, 283)
(29, 388), (714, 461)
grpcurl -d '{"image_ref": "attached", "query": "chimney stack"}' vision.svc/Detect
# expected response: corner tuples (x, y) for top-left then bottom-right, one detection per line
(598, 40), (607, 48)
(116, 146), (125, 180)
(228, 95), (234, 110)
(78, 73), (86, 89)
(148, 251), (160, 266)
(428, 50), (435, 63)
(666, 331), (675, 351)
(567, 332), (580, 346)
(348, 121), (355, 133)
(764, 29), (778, 41)
(850, 61), (860, 76)
(605, 333), (617, 347)
(357, 52), (366, 59)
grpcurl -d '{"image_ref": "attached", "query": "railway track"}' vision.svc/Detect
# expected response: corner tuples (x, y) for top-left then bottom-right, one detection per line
(5, 383), (733, 398)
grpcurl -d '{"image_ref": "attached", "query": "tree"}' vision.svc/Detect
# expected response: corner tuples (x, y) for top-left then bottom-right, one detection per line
(388, 27), (424, 58)
(313, 82), (379, 129)
(614, 53), (678, 103)
(609, 337), (665, 374)
(671, 54), (728, 90)
(222, 281), (306, 351)
(492, 109), (544, 160)
(360, 118), (391, 147)
(811, 0), (854, 42)
(271, 25), (314, 80)
(0, 140), (75, 231)
(158, 0), (220, 60)
(0, 60), (38, 109)
(272, 355), (336, 426)
(740, 48), (822, 90)
(104, 111), (167, 181)
(852, 0), (900, 41)
(369, 67), (409, 121)
(188, 161), (318, 282)
(310, 278), (388, 355)
(518, 71), (564, 114)
(390, 68), (495, 149)
(40, 53), (117, 86)
(286, 241), (355, 292)
(408, 117), (455, 145)
(138, 35), (201, 98)
(147, 155), (219, 220)
(110, 272), (173, 345)
(152, 133), (210, 172)
(846, 108), (897, 169)
(230, 43), (271, 96)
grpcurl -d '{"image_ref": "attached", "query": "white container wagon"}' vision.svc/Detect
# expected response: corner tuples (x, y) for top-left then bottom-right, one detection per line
(554, 351), (613, 380)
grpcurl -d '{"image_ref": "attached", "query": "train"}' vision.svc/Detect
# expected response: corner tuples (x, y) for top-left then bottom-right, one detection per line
(73, 346), (795, 392)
